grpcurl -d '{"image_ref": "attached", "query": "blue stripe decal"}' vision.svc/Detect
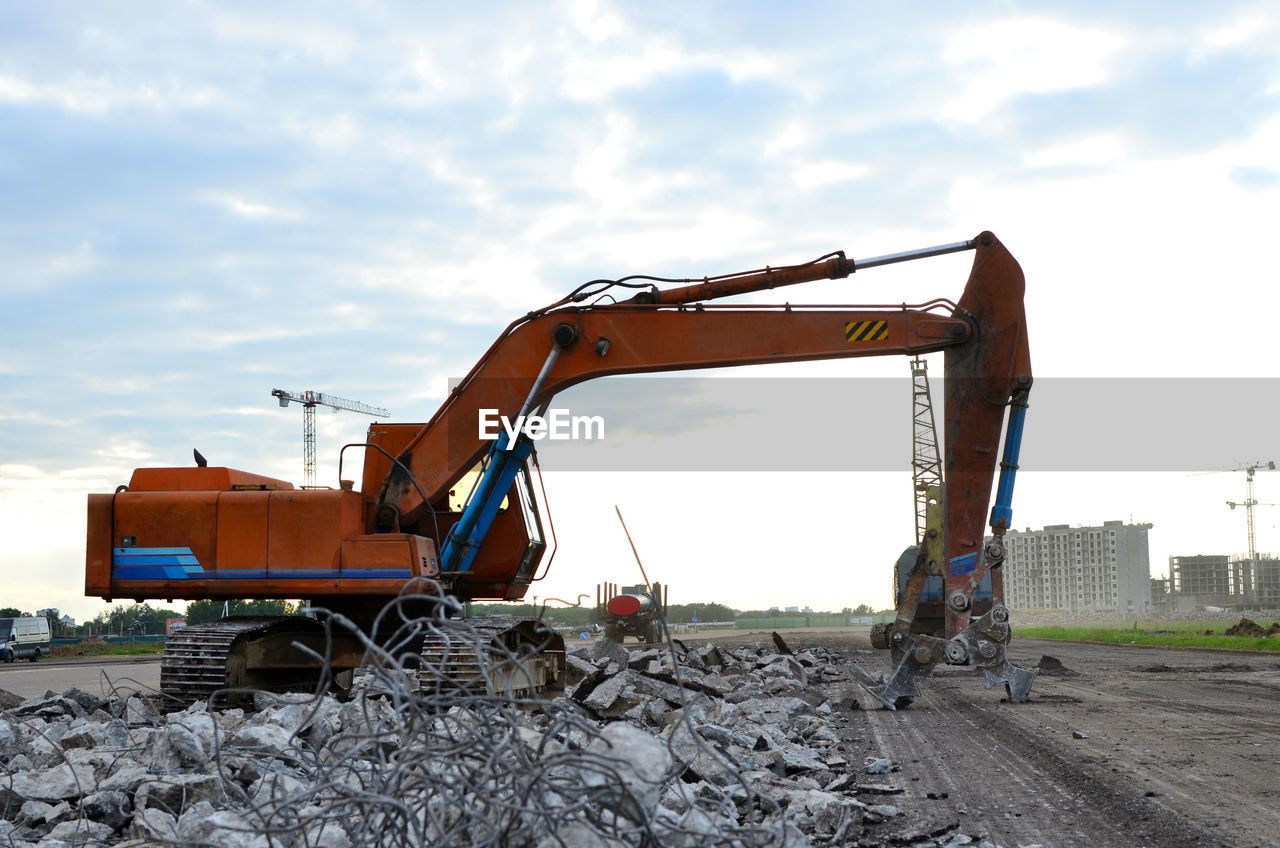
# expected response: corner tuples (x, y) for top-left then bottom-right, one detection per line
(947, 552), (979, 578)
(113, 554), (200, 566)
(113, 566), (202, 580)
(112, 566), (412, 580)
(113, 547), (196, 556)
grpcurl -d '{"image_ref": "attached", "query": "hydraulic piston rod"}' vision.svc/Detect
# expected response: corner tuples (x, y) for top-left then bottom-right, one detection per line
(643, 238), (977, 305)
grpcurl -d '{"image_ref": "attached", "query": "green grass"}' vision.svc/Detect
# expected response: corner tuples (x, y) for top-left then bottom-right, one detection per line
(1019, 622), (1280, 652)
(55, 642), (166, 658)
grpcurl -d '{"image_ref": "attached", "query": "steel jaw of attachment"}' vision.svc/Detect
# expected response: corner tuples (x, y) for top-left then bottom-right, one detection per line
(848, 633), (943, 710)
(952, 605), (1039, 704)
(848, 605), (1037, 710)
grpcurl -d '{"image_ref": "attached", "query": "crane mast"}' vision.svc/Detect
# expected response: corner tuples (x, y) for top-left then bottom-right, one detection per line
(271, 389), (389, 487)
(1225, 462), (1275, 598)
(910, 356), (943, 544)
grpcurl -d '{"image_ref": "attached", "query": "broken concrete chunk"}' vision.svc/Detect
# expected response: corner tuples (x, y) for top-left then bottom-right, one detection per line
(98, 764), (152, 795)
(582, 723), (674, 818)
(856, 781), (901, 795)
(80, 789), (132, 830)
(149, 722), (210, 772)
(125, 696), (158, 727)
(47, 817), (116, 843)
(18, 798), (64, 825)
(12, 693), (85, 720)
(63, 688), (108, 715)
(8, 763), (96, 802)
(232, 723), (302, 761)
(178, 800), (272, 847)
(134, 772), (224, 816)
(579, 671), (628, 712)
(131, 806), (179, 841)
(590, 636), (631, 666)
(57, 728), (98, 751)
(565, 653), (598, 680)
(697, 645), (726, 668)
(864, 756), (894, 774)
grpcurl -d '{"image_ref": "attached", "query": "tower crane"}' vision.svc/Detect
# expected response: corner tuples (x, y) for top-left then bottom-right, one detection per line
(271, 389), (389, 487)
(1224, 460), (1275, 565)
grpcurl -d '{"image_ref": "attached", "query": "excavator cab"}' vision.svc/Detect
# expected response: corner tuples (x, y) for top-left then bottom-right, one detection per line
(360, 423), (547, 602)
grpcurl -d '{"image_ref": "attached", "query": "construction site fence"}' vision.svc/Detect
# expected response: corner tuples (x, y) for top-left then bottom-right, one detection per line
(52, 634), (167, 646)
(734, 614), (894, 630)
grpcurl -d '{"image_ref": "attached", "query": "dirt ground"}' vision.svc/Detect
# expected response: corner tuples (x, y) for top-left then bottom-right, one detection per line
(698, 627), (1280, 848)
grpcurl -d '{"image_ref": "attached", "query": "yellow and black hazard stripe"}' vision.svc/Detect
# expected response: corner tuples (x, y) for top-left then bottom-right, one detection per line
(844, 320), (889, 342)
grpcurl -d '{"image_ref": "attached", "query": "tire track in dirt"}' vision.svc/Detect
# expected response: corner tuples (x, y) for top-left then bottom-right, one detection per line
(850, 667), (1224, 848)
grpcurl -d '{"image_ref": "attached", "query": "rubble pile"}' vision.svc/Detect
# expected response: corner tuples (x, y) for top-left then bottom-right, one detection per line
(0, 634), (975, 847)
(1222, 617), (1280, 638)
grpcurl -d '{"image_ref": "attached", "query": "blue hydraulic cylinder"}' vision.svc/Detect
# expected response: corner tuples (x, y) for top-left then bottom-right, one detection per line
(439, 431), (534, 573)
(989, 395), (1028, 532)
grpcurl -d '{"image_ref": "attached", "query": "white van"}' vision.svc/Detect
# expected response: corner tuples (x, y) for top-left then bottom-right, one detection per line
(0, 617), (51, 662)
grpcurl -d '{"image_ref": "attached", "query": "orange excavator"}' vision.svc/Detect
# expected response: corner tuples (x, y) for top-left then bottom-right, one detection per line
(85, 231), (1034, 708)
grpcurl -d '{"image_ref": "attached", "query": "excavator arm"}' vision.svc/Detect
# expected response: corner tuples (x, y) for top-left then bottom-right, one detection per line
(373, 230), (1033, 707)
(376, 305), (973, 529)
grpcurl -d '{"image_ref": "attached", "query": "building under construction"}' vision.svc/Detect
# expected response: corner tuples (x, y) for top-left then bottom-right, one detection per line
(1169, 554), (1280, 608)
(1255, 557), (1280, 606)
(1169, 555), (1237, 600)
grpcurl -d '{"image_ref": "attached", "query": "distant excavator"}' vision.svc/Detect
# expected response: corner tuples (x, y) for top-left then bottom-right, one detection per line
(86, 231), (1034, 708)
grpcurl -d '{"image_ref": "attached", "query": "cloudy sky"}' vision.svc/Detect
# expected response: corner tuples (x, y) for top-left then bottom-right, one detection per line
(2, 2), (1279, 623)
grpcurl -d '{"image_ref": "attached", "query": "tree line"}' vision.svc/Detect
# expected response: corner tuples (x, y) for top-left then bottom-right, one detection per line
(466, 601), (886, 628)
(0, 601), (298, 637)
(28, 599), (885, 638)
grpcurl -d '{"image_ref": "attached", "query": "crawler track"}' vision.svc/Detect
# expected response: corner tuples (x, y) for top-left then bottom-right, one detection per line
(418, 616), (566, 698)
(160, 617), (360, 704)
(161, 615), (565, 704)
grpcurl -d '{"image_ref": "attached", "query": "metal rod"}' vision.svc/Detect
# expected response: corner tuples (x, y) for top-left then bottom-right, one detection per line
(615, 505), (652, 589)
(854, 239), (975, 271)
(518, 346), (563, 420)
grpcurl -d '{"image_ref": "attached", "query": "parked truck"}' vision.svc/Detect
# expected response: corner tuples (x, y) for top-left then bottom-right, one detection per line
(597, 582), (668, 645)
(0, 616), (51, 663)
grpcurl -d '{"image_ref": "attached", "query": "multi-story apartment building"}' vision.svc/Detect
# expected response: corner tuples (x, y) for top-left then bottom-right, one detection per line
(998, 520), (1153, 614)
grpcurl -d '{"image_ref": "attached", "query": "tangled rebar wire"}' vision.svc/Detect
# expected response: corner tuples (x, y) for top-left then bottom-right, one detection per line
(0, 588), (850, 847)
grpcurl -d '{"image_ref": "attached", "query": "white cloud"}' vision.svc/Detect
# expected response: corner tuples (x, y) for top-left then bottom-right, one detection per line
(941, 18), (1126, 124)
(793, 160), (871, 188)
(215, 407), (275, 417)
(568, 0), (627, 43)
(1023, 134), (1126, 168)
(1198, 11), (1277, 51)
(0, 72), (223, 114)
(204, 192), (300, 221)
(763, 122), (812, 158)
(95, 442), (154, 462)
(554, 8), (785, 102)
(206, 12), (357, 65)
